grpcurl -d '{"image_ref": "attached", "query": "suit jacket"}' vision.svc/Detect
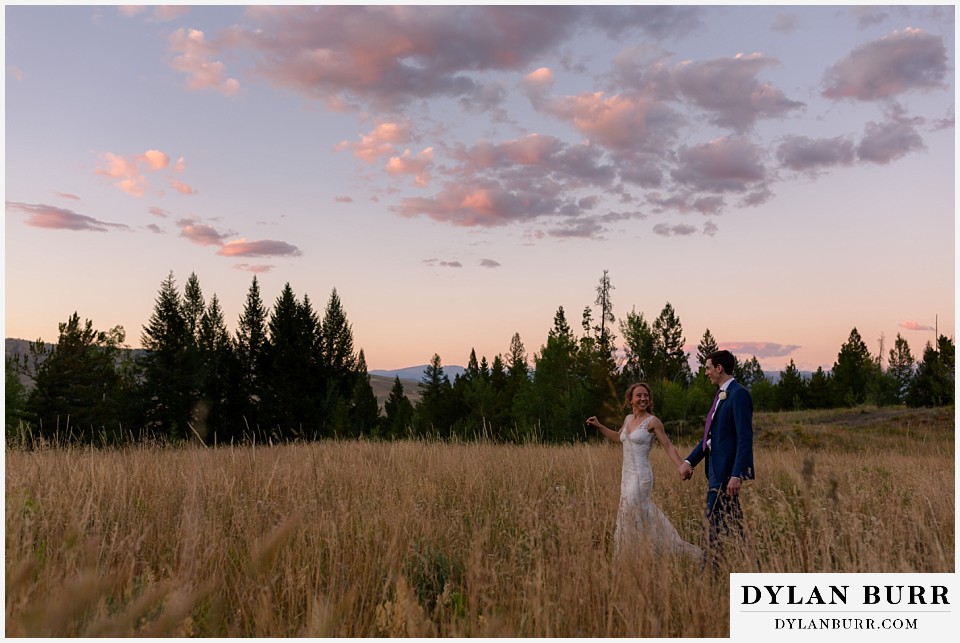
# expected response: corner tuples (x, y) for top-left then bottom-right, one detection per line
(686, 379), (755, 489)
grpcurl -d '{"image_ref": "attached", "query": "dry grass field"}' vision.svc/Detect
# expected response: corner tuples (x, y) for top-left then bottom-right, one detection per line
(5, 407), (954, 637)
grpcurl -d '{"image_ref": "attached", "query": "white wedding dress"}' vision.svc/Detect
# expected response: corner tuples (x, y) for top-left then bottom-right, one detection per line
(615, 415), (701, 558)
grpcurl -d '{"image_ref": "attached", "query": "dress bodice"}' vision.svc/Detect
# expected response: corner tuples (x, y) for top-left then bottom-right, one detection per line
(619, 415), (655, 502)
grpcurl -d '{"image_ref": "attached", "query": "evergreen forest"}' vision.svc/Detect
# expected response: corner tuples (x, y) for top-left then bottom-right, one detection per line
(6, 270), (955, 446)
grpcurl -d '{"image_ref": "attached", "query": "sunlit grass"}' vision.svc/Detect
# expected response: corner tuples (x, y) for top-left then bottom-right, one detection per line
(5, 407), (953, 636)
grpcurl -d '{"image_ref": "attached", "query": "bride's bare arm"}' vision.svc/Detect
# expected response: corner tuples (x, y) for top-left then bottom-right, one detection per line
(649, 418), (685, 468)
(586, 416), (622, 443)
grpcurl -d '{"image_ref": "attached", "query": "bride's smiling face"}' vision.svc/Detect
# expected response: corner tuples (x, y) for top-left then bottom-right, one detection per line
(630, 386), (651, 411)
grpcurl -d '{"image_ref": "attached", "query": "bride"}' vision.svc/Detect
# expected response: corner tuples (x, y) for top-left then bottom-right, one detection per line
(587, 382), (701, 558)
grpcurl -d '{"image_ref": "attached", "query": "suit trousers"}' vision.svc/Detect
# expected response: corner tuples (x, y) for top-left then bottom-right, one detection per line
(703, 456), (746, 570)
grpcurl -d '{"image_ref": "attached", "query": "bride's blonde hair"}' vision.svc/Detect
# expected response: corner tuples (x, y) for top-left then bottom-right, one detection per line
(624, 382), (654, 414)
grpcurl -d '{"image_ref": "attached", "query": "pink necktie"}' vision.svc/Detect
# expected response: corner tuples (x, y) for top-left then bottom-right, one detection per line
(702, 390), (721, 449)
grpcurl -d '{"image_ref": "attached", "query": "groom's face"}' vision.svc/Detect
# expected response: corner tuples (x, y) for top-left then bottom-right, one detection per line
(705, 359), (723, 386)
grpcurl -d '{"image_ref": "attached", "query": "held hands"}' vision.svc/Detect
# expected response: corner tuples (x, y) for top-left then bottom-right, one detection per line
(678, 460), (693, 480)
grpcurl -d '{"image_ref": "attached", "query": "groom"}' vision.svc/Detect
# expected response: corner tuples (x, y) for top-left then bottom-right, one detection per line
(679, 349), (755, 568)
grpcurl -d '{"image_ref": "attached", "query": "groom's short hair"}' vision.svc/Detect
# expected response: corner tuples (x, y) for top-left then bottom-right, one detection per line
(707, 349), (736, 375)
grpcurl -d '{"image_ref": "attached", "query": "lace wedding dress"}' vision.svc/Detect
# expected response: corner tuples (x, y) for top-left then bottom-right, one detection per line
(615, 415), (701, 558)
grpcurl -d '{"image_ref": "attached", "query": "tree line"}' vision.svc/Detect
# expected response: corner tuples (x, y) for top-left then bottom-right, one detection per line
(6, 270), (955, 446)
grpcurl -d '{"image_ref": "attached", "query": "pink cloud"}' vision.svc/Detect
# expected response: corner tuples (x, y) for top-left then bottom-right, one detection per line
(900, 321), (935, 332)
(543, 91), (679, 152)
(206, 7), (699, 110)
(217, 239), (302, 257)
(169, 27), (240, 96)
(6, 201), (128, 232)
(178, 219), (229, 246)
(823, 28), (948, 101)
(719, 342), (800, 359)
(114, 177), (148, 197)
(8, 65), (24, 81)
(385, 147), (434, 186)
(671, 53), (804, 131)
(671, 136), (766, 192)
(337, 121), (411, 162)
(140, 149), (169, 171)
(148, 206), (170, 218)
(335, 195), (354, 203)
(95, 149), (186, 197)
(96, 152), (141, 180)
(169, 177), (198, 195)
(55, 191), (81, 201)
(233, 263), (274, 273)
(777, 135), (856, 172)
(857, 121), (924, 164)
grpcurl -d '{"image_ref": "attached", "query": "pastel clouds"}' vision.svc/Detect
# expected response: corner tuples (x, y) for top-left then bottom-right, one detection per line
(158, 8), (950, 242)
(217, 239), (302, 258)
(6, 201), (128, 232)
(719, 342), (801, 359)
(822, 28), (948, 101)
(900, 321), (935, 332)
(385, 148), (434, 186)
(178, 219), (231, 246)
(337, 121), (412, 163)
(233, 264), (274, 273)
(671, 137), (766, 193)
(94, 149), (194, 198)
(175, 218), (302, 260)
(169, 27), (239, 96)
(169, 178), (198, 195)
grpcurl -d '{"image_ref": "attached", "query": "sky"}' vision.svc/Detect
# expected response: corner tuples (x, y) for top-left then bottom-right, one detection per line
(3, 4), (956, 373)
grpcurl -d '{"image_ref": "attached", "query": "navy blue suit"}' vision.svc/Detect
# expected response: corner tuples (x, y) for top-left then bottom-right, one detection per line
(686, 379), (754, 487)
(686, 379), (755, 567)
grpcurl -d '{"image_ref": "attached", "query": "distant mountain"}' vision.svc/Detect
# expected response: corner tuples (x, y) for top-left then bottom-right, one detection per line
(370, 364), (466, 382)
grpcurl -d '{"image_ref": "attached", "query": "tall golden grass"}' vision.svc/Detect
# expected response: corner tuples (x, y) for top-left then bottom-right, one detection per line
(5, 407), (954, 637)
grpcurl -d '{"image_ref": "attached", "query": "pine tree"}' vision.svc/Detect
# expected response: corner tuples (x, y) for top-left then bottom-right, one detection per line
(887, 333), (915, 404)
(806, 366), (833, 409)
(320, 288), (358, 417)
(196, 294), (235, 443)
(416, 353), (453, 436)
(907, 335), (955, 407)
(26, 313), (124, 442)
(594, 269), (616, 355)
(141, 272), (194, 440)
(619, 308), (655, 384)
(383, 376), (415, 438)
(264, 283), (314, 438)
(696, 329), (719, 371)
(651, 302), (691, 394)
(735, 355), (766, 389)
(832, 327), (872, 406)
(183, 272), (205, 342)
(350, 349), (381, 437)
(530, 307), (585, 442)
(505, 332), (532, 434)
(6, 357), (29, 438)
(776, 359), (807, 410)
(234, 276), (269, 434)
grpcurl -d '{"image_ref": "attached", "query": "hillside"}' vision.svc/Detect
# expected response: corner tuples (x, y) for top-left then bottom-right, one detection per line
(369, 374), (421, 408)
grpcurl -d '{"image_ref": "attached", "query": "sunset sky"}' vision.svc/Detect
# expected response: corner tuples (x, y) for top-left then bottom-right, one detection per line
(4, 4), (955, 373)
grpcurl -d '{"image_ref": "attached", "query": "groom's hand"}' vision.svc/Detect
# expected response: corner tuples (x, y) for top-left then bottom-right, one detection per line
(679, 461), (693, 480)
(726, 476), (742, 496)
